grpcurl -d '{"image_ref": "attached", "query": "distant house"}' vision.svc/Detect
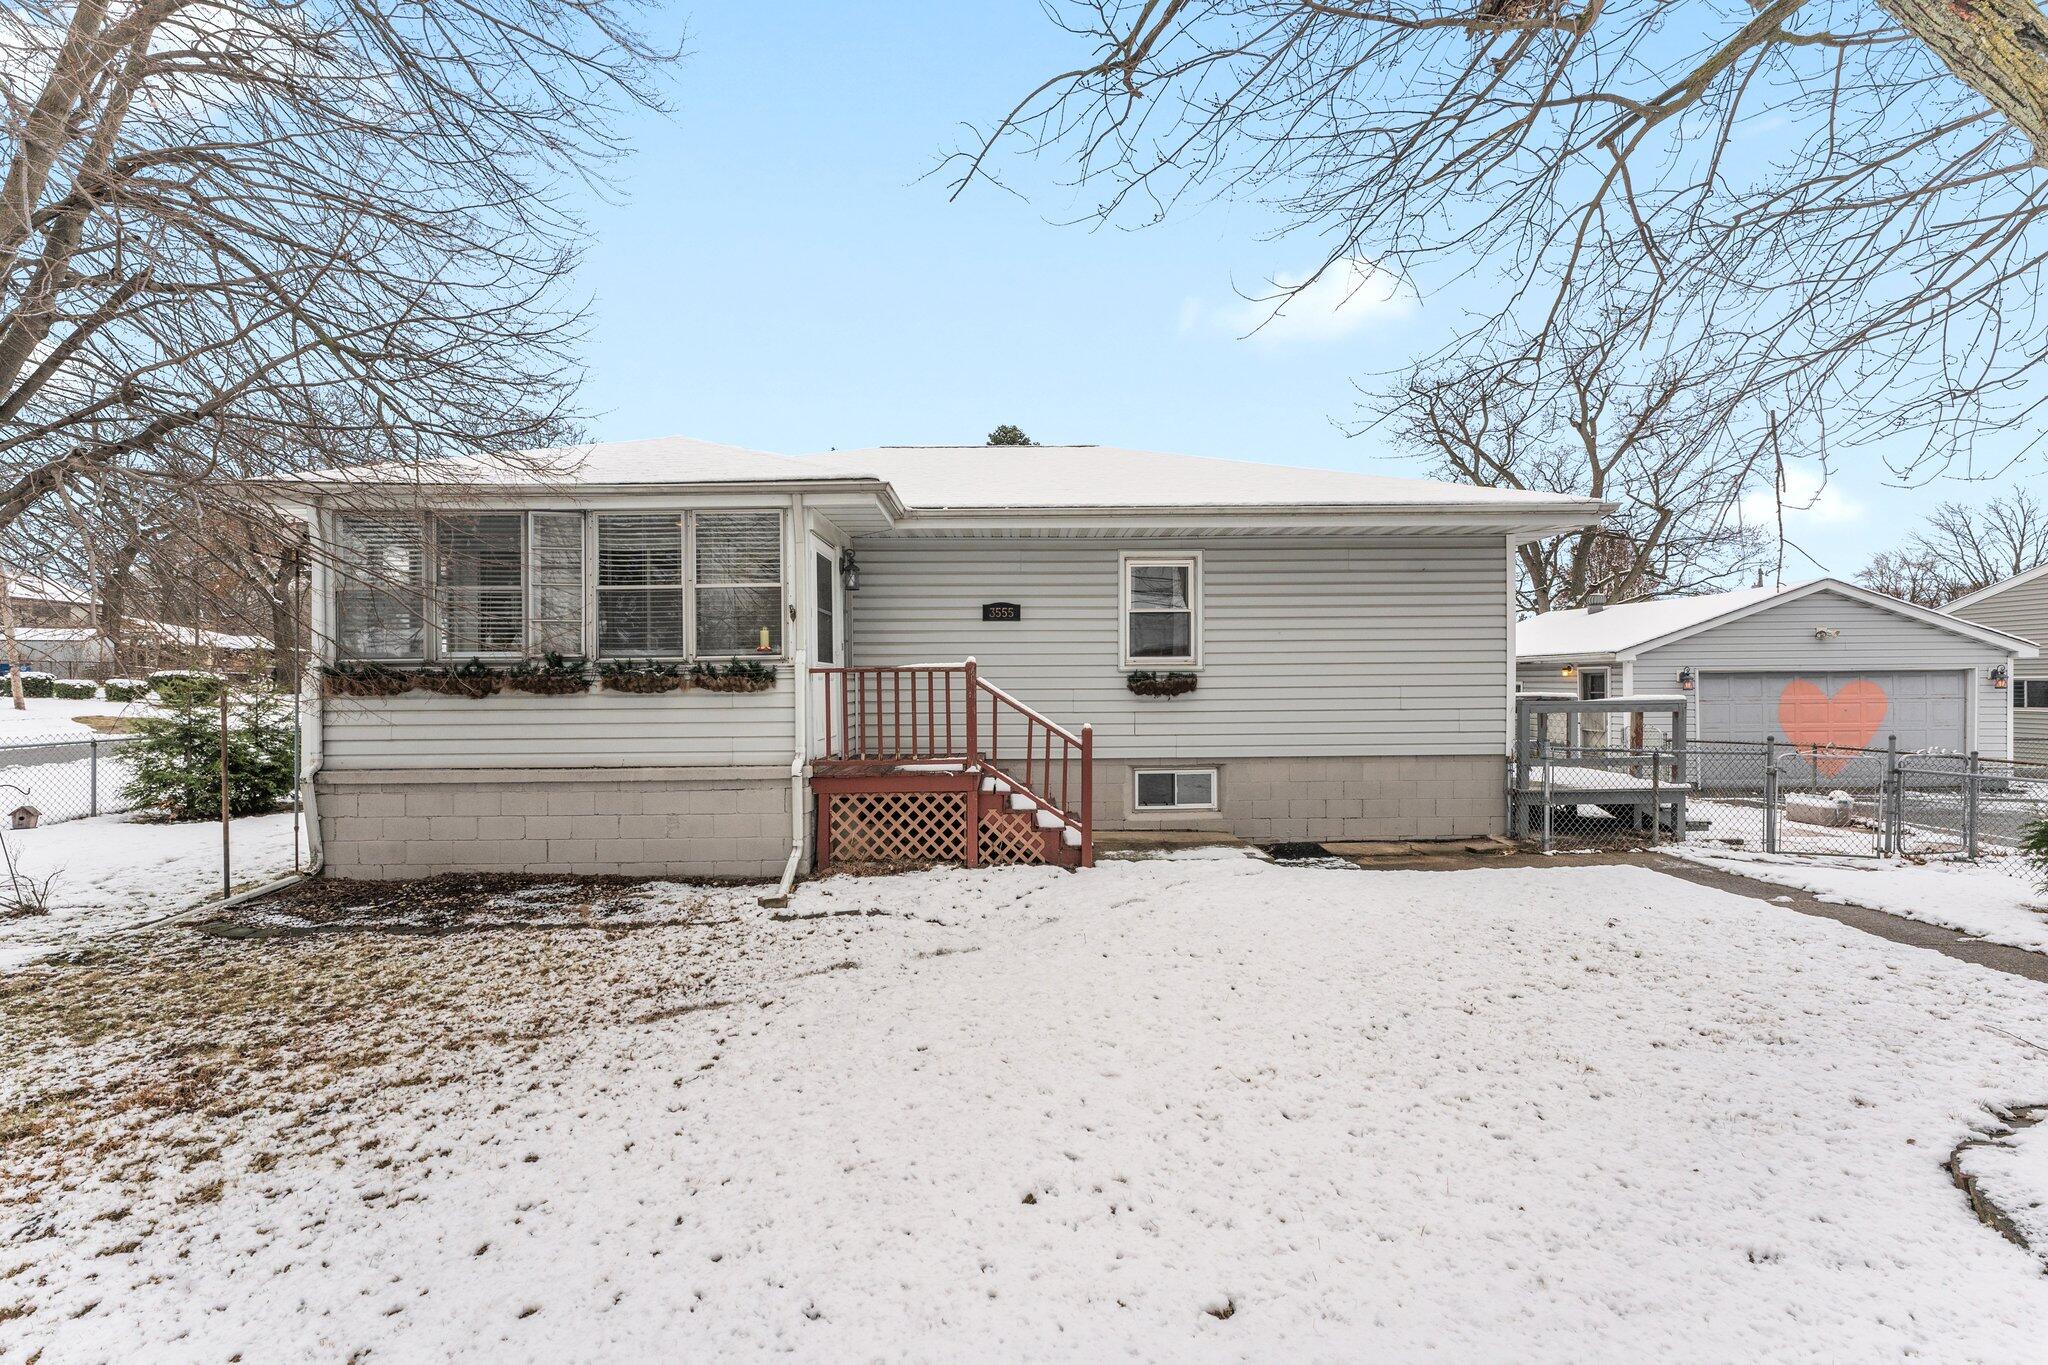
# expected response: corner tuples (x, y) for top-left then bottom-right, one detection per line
(1516, 579), (2036, 762)
(1945, 565), (2048, 764)
(261, 435), (1606, 882)
(0, 569), (270, 678)
(4, 572), (92, 628)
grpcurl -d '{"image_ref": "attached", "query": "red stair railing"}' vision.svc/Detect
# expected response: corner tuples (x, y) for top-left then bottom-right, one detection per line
(811, 659), (1094, 867)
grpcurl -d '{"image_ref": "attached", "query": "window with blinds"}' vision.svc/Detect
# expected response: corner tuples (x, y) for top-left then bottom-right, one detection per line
(695, 511), (782, 656)
(528, 512), (585, 656)
(597, 514), (686, 655)
(336, 516), (425, 659)
(437, 514), (525, 655)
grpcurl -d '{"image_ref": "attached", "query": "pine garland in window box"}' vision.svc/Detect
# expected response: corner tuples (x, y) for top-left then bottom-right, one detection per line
(503, 652), (590, 696)
(323, 662), (415, 698)
(1125, 670), (1198, 698)
(598, 659), (689, 694)
(412, 657), (503, 699)
(690, 660), (777, 693)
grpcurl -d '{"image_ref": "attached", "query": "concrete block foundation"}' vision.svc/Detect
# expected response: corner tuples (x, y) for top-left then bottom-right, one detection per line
(315, 767), (794, 881)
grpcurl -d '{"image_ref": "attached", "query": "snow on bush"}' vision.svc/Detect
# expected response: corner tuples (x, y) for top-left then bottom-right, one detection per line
(102, 678), (148, 702)
(50, 679), (96, 700)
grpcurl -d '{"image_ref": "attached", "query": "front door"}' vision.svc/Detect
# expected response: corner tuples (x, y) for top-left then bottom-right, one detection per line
(811, 541), (841, 665)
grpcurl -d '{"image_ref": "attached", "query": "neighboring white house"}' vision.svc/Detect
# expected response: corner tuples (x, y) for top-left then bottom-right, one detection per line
(1944, 563), (2048, 764)
(264, 436), (1606, 882)
(0, 568), (273, 677)
(1515, 579), (2036, 764)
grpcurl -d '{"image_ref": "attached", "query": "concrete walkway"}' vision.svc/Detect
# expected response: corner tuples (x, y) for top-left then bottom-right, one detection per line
(1640, 855), (2048, 986)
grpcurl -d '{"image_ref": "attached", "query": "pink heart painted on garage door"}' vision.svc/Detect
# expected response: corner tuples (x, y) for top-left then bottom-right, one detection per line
(1777, 679), (1888, 776)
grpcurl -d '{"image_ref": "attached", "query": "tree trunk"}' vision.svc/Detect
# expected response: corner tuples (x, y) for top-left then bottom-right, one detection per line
(0, 566), (25, 710)
(1881, 0), (2048, 163)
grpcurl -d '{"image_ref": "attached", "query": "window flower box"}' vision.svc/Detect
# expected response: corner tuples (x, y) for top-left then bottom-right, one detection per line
(598, 660), (689, 694)
(1126, 670), (1198, 698)
(503, 653), (590, 696)
(412, 659), (502, 699)
(690, 660), (777, 694)
(323, 663), (415, 698)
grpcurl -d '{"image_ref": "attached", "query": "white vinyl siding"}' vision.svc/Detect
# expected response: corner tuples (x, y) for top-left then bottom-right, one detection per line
(320, 686), (794, 770)
(336, 516), (426, 661)
(848, 536), (1513, 759)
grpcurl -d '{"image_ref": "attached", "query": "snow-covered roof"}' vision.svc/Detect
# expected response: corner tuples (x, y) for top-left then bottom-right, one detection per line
(3, 571), (88, 604)
(1518, 585), (1788, 658)
(1518, 578), (2038, 659)
(291, 436), (872, 489)
(809, 444), (1603, 514)
(268, 435), (1605, 534)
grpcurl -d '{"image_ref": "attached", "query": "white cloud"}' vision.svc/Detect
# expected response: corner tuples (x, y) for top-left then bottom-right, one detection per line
(1743, 466), (1865, 527)
(1184, 258), (1416, 345)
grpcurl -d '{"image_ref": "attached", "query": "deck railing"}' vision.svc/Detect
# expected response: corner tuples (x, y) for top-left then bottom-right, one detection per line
(812, 659), (1093, 864)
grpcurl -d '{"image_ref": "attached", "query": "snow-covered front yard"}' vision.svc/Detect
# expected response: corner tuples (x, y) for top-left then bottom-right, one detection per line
(6, 852), (2048, 1360)
(0, 810), (304, 969)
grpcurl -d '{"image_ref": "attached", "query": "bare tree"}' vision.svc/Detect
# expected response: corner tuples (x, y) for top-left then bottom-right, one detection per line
(957, 1), (2048, 483)
(1855, 488), (2048, 603)
(0, 2), (675, 572)
(1376, 317), (1770, 612)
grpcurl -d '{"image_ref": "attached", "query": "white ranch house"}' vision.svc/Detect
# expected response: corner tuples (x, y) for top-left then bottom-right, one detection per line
(1515, 579), (2038, 762)
(268, 438), (1603, 884)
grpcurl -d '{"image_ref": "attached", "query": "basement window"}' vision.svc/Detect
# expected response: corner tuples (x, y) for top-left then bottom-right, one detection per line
(1134, 769), (1217, 811)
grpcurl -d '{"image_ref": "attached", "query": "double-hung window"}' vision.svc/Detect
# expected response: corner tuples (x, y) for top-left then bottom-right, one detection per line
(695, 511), (783, 656)
(2018, 679), (2048, 709)
(1122, 553), (1200, 667)
(336, 516), (426, 660)
(596, 514), (687, 656)
(437, 513), (526, 655)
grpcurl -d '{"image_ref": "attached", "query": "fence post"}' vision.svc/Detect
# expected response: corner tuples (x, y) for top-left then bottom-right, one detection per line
(1965, 750), (1979, 861)
(1649, 750), (1661, 848)
(1540, 737), (1554, 854)
(1763, 735), (1779, 855)
(1882, 734), (1898, 856)
(88, 735), (98, 817)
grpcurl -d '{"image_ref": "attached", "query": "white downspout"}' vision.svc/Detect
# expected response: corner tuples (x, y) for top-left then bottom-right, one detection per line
(299, 506), (328, 876)
(762, 493), (808, 906)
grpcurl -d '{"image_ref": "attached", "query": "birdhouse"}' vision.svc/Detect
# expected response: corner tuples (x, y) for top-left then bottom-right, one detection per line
(10, 805), (39, 830)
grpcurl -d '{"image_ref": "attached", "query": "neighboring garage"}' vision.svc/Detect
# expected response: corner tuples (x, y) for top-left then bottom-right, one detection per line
(1516, 578), (2037, 763)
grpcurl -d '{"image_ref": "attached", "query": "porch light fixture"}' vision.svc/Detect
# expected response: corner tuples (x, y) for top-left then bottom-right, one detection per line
(1677, 667), (1696, 692)
(839, 547), (861, 593)
(1992, 664), (2010, 690)
(1559, 663), (1577, 680)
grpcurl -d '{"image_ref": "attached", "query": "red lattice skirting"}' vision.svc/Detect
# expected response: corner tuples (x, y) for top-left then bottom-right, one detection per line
(828, 790), (967, 866)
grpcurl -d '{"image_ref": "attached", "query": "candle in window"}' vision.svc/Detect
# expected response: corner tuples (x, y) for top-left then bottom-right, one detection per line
(757, 626), (772, 653)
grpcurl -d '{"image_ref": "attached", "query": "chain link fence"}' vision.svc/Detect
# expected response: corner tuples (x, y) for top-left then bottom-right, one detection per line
(1519, 736), (2046, 877)
(0, 730), (143, 825)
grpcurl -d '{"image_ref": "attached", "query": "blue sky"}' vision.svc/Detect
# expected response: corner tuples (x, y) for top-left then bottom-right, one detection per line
(566, 0), (2029, 579)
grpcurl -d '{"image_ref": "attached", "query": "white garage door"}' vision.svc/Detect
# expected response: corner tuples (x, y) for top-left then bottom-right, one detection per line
(1696, 670), (1968, 762)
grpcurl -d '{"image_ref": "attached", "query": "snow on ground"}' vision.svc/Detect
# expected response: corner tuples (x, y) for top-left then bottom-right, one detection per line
(5, 853), (2048, 1360)
(0, 809), (304, 969)
(0, 694), (156, 739)
(1955, 1111), (2048, 1253)
(1673, 845), (2048, 954)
